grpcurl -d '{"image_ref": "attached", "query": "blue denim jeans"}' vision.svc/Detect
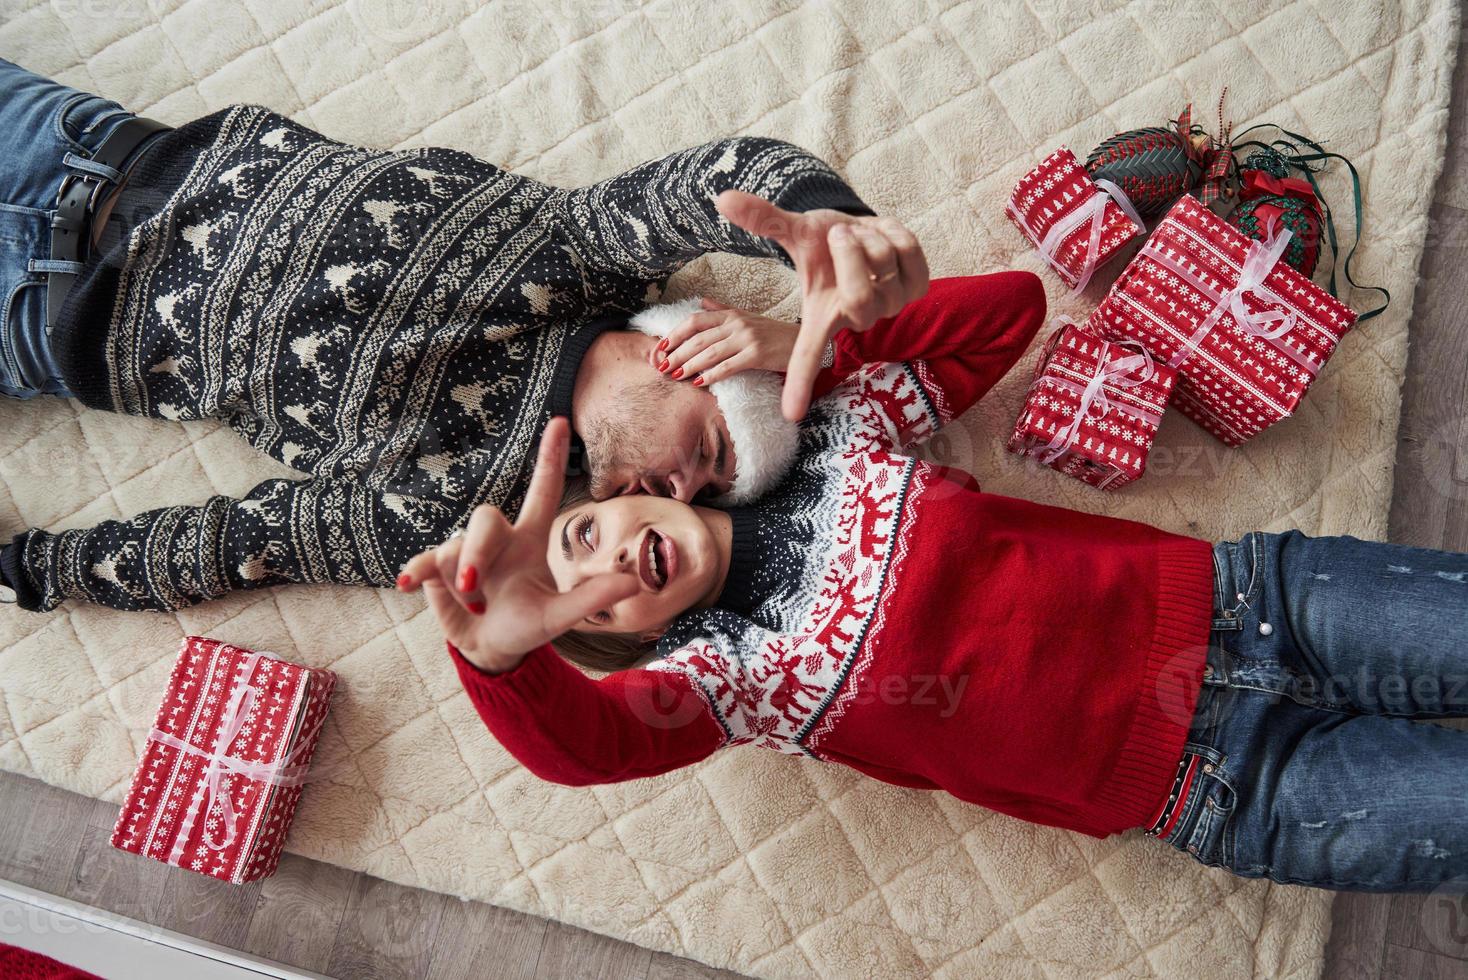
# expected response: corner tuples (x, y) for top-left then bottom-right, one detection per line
(0, 59), (142, 399)
(1156, 530), (1468, 891)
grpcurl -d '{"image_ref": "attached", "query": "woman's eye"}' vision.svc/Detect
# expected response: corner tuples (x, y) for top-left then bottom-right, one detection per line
(575, 514), (594, 550)
(594, 610), (611, 623)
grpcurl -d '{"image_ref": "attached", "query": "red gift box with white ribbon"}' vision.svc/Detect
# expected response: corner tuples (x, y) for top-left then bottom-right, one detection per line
(1008, 319), (1176, 490)
(1087, 195), (1357, 446)
(110, 637), (335, 884)
(1006, 146), (1145, 292)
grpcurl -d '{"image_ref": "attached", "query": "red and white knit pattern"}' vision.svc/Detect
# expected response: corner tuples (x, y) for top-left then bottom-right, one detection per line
(648, 360), (938, 752)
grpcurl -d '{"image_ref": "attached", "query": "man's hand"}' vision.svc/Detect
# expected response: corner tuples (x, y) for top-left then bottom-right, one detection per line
(396, 417), (638, 674)
(715, 189), (929, 421)
(648, 298), (799, 387)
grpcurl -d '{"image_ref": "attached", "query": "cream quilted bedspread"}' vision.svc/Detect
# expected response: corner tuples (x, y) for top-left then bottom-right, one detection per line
(0, 1), (1459, 977)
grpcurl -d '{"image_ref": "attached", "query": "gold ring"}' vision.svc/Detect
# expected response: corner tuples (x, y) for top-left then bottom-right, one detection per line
(868, 270), (898, 284)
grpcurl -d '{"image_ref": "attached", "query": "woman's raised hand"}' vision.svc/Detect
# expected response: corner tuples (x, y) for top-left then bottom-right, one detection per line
(648, 298), (799, 387)
(396, 417), (639, 674)
(713, 190), (929, 421)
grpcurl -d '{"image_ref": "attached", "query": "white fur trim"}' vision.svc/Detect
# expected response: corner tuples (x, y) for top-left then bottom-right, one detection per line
(628, 299), (801, 504)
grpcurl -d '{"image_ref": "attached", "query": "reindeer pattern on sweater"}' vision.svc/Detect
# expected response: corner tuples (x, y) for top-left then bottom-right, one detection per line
(650, 358), (943, 755)
(10, 106), (872, 611)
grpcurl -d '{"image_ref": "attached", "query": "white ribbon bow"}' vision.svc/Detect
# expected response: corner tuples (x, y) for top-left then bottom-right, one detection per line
(1012, 177), (1144, 295)
(148, 650), (321, 852)
(1032, 320), (1161, 464)
(1160, 218), (1300, 370)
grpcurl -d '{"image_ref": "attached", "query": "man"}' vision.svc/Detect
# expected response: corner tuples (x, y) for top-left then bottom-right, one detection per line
(0, 59), (928, 612)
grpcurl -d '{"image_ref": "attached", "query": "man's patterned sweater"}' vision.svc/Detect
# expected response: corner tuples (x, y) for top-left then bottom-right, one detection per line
(2, 105), (872, 611)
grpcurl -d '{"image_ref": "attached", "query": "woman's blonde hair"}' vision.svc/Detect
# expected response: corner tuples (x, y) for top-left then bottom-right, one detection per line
(551, 476), (659, 673)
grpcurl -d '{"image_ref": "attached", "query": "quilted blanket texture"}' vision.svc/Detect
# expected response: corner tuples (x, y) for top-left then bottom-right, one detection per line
(0, 1), (1458, 977)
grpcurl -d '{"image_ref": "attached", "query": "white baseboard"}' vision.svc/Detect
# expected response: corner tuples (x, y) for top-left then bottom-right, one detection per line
(0, 878), (330, 980)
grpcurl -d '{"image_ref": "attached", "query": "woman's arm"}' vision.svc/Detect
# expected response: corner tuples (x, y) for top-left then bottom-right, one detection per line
(813, 272), (1047, 454)
(818, 272), (1047, 408)
(448, 642), (724, 786)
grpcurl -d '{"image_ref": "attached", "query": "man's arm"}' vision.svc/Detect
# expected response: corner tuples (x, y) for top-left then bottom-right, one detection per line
(0, 477), (450, 612)
(546, 137), (875, 281)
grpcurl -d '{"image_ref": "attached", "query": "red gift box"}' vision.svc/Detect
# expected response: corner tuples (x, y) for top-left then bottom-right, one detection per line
(1008, 319), (1176, 490)
(1088, 195), (1357, 446)
(1006, 146), (1145, 292)
(110, 637), (335, 884)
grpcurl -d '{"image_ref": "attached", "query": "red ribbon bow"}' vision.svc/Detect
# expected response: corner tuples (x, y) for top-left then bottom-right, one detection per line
(1238, 169), (1316, 203)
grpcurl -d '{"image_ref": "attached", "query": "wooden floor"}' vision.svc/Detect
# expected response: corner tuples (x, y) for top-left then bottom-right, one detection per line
(4, 44), (1468, 980)
(1318, 22), (1468, 980)
(0, 775), (742, 979)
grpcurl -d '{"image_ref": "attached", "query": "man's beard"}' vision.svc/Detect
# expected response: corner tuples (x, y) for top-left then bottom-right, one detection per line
(582, 377), (668, 499)
(581, 358), (801, 504)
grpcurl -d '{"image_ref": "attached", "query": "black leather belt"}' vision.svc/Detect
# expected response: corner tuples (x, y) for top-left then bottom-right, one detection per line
(47, 115), (172, 327)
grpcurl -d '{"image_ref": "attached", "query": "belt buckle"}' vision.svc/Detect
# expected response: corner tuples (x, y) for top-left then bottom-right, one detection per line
(55, 170), (85, 207)
(87, 176), (114, 212)
(56, 169), (111, 214)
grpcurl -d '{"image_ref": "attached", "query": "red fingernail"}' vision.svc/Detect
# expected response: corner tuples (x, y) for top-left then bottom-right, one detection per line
(692, 376), (705, 387)
(459, 566), (477, 592)
(396, 573), (411, 590)
(671, 367), (684, 380)
(659, 360), (669, 373)
(657, 339), (668, 351)
(467, 601), (486, 615)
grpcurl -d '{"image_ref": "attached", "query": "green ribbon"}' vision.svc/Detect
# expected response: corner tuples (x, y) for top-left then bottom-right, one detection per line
(1231, 123), (1390, 324)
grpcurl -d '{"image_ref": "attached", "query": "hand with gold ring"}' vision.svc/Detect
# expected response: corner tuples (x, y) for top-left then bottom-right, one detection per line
(713, 190), (930, 421)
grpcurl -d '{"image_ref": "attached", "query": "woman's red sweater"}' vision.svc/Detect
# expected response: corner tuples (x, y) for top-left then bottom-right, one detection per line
(448, 274), (1215, 838)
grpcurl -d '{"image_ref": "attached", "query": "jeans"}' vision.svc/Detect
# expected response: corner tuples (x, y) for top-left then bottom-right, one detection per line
(1156, 530), (1468, 891)
(0, 59), (140, 399)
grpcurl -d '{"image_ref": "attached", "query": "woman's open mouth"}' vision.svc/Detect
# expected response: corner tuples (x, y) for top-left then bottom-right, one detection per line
(637, 528), (677, 592)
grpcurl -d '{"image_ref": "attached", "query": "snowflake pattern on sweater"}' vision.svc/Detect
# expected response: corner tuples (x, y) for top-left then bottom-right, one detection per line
(8, 105), (872, 611)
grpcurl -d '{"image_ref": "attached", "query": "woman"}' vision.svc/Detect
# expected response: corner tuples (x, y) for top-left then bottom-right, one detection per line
(401, 278), (1468, 893)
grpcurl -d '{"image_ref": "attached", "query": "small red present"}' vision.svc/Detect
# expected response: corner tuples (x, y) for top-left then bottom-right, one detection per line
(110, 637), (335, 884)
(1007, 146), (1145, 292)
(1008, 319), (1176, 490)
(1089, 195), (1356, 446)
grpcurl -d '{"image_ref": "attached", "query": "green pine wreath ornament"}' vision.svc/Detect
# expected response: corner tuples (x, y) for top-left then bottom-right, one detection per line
(1227, 146), (1324, 276)
(1226, 124), (1391, 323)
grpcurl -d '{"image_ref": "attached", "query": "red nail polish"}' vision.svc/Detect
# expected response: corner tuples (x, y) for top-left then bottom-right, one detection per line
(396, 573), (411, 590)
(659, 360), (669, 373)
(657, 339), (668, 351)
(671, 367), (684, 380)
(692, 376), (705, 387)
(467, 601), (486, 615)
(459, 566), (477, 592)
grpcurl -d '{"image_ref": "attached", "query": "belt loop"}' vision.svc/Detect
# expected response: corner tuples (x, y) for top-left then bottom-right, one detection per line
(28, 258), (86, 275)
(62, 151), (123, 185)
